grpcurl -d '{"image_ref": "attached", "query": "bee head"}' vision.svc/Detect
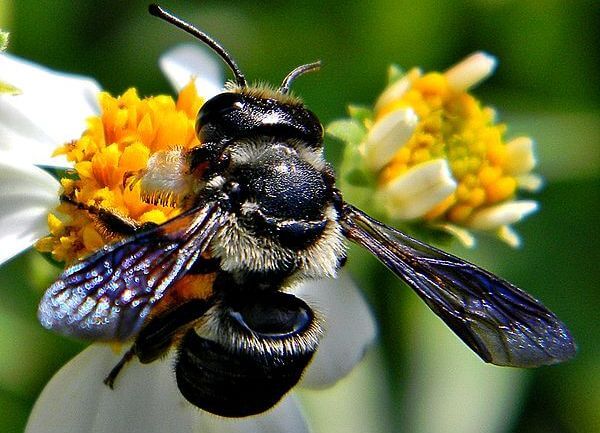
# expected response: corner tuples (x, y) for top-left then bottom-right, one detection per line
(195, 86), (324, 155)
(148, 4), (323, 168)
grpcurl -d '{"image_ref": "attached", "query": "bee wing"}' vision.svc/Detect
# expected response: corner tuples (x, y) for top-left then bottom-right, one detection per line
(340, 204), (576, 367)
(38, 202), (227, 341)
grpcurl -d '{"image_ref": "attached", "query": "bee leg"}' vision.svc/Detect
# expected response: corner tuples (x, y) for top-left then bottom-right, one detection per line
(103, 299), (210, 388)
(60, 192), (157, 236)
(133, 299), (211, 364)
(103, 346), (135, 389)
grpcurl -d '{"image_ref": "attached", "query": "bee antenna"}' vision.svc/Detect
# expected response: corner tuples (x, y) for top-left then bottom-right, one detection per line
(279, 61), (321, 94)
(149, 4), (247, 88)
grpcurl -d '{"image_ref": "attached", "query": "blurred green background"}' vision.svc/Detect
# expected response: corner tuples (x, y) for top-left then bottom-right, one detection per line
(0, 0), (598, 432)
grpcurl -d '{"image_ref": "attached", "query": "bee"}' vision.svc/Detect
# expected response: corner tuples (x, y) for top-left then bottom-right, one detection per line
(38, 4), (576, 418)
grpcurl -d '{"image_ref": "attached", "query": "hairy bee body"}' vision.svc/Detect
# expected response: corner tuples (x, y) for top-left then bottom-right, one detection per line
(130, 88), (346, 416)
(38, 3), (575, 419)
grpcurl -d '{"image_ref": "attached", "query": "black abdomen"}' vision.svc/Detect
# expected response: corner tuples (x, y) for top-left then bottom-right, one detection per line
(175, 291), (319, 417)
(176, 330), (313, 417)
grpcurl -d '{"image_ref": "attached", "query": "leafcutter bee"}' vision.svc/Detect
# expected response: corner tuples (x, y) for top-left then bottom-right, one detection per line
(38, 3), (576, 418)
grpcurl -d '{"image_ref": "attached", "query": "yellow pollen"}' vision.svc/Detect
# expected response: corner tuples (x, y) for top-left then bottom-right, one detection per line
(375, 70), (525, 225)
(36, 81), (205, 264)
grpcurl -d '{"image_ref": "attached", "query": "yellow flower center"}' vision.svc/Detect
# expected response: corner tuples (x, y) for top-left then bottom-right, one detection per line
(377, 70), (517, 224)
(35, 82), (204, 263)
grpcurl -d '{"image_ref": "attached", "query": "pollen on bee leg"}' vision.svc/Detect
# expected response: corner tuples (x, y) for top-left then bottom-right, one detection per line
(136, 147), (194, 207)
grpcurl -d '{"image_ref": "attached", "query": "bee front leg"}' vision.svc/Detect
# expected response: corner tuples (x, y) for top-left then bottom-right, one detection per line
(60, 192), (157, 236)
(103, 346), (135, 389)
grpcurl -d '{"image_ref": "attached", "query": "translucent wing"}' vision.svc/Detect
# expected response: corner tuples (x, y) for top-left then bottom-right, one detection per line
(341, 204), (576, 367)
(38, 202), (226, 341)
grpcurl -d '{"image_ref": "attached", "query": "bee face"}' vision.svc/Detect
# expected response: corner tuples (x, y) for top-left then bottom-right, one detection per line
(38, 3), (576, 420)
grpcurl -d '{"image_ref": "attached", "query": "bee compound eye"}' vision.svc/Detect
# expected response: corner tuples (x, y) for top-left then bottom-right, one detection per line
(228, 291), (313, 338)
(195, 92), (244, 135)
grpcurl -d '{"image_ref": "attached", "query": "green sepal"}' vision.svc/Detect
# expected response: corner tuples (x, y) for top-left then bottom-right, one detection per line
(347, 105), (373, 124)
(344, 167), (377, 188)
(39, 165), (80, 182)
(36, 250), (67, 270)
(387, 64), (405, 85)
(326, 118), (366, 145)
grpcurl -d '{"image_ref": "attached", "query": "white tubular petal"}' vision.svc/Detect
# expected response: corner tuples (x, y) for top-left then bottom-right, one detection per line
(0, 155), (59, 265)
(26, 345), (310, 433)
(382, 159), (457, 220)
(0, 53), (100, 167)
(434, 223), (476, 249)
(505, 136), (537, 175)
(445, 52), (497, 92)
(364, 108), (418, 171)
(497, 225), (522, 248)
(467, 200), (538, 230)
(160, 44), (224, 101)
(373, 68), (421, 113)
(295, 271), (377, 389)
(516, 173), (544, 192)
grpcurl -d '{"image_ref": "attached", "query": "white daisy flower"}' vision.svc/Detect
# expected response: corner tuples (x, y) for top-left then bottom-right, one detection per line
(0, 46), (376, 433)
(331, 52), (542, 248)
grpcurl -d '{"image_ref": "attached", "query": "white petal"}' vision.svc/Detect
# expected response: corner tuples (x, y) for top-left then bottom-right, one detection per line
(381, 159), (457, 220)
(496, 225), (522, 248)
(516, 173), (544, 192)
(434, 223), (476, 248)
(160, 44), (224, 100)
(26, 345), (309, 433)
(0, 53), (100, 167)
(467, 200), (538, 230)
(363, 107), (418, 171)
(374, 67), (421, 114)
(444, 52), (497, 92)
(295, 271), (377, 389)
(505, 136), (537, 175)
(199, 394), (309, 433)
(0, 155), (59, 265)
